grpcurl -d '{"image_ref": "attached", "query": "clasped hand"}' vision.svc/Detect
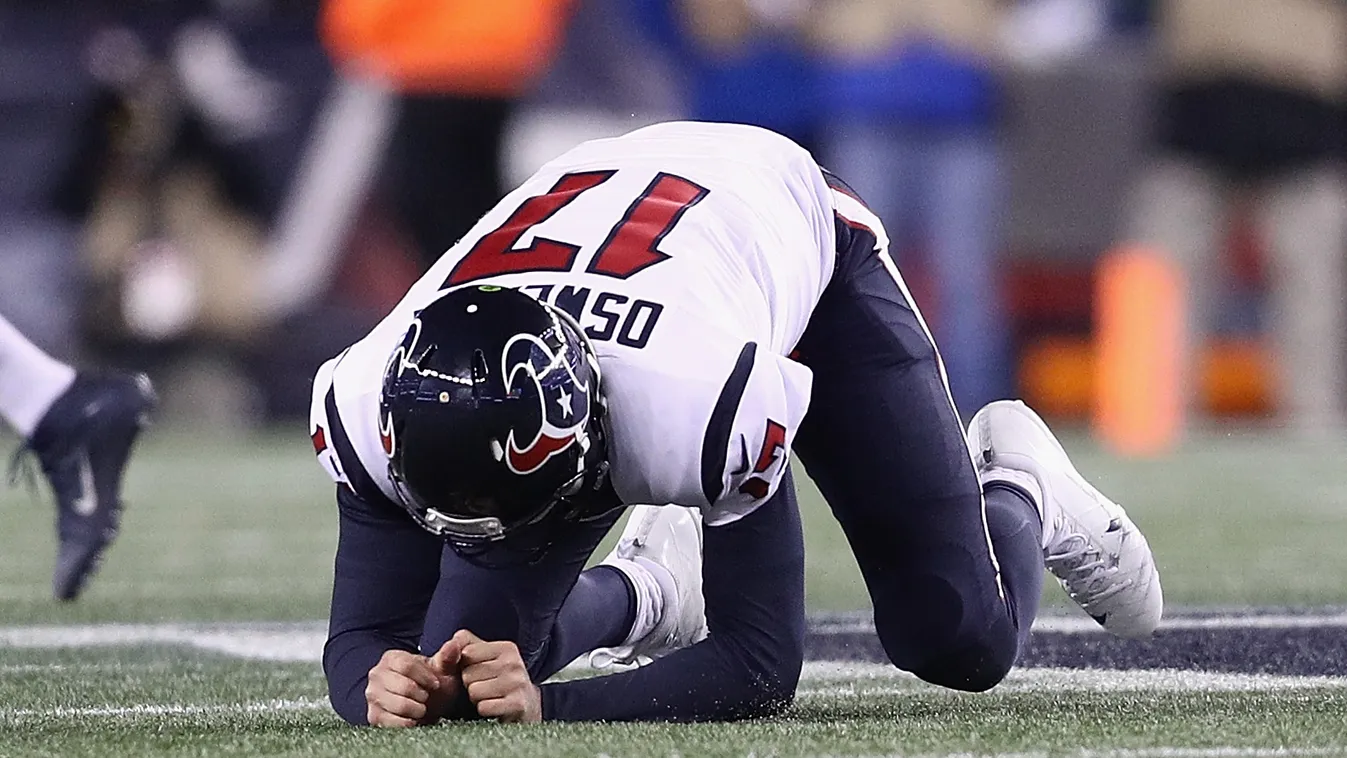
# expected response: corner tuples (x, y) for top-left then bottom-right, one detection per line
(364, 629), (542, 726)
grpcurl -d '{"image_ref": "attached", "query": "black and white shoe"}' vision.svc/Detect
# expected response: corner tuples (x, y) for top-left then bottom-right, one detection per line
(19, 373), (156, 601)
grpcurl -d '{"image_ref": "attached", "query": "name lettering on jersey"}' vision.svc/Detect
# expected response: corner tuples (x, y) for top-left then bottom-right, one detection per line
(520, 284), (665, 350)
(738, 419), (788, 500)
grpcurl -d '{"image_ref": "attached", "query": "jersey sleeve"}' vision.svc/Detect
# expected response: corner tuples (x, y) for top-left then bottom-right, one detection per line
(309, 355), (352, 490)
(700, 344), (813, 526)
(602, 337), (812, 523)
(309, 337), (412, 510)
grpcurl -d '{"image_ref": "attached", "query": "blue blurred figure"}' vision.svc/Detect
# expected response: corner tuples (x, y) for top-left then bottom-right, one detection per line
(630, 0), (818, 148)
(809, 1), (1012, 416)
(630, 0), (1013, 415)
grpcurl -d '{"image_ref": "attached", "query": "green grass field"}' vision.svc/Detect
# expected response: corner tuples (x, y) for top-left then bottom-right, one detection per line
(2, 425), (1347, 756)
(3, 647), (1344, 758)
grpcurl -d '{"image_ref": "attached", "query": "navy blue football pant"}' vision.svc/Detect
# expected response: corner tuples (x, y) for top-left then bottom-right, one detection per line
(789, 192), (1045, 690)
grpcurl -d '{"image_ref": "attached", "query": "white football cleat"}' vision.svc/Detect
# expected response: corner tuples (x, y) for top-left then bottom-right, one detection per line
(966, 400), (1163, 638)
(589, 504), (707, 668)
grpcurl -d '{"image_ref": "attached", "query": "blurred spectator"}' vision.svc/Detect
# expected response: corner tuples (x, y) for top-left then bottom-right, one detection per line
(0, 5), (92, 359)
(533, 0), (681, 120)
(807, 0), (1014, 415)
(31, 1), (337, 427)
(504, 0), (684, 186)
(321, 0), (574, 269)
(1107, 0), (1152, 33)
(50, 10), (281, 354)
(999, 0), (1107, 67)
(637, 0), (818, 148)
(1124, 0), (1347, 433)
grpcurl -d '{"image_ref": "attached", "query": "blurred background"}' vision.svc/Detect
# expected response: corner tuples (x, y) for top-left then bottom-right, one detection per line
(1, 0), (1344, 445)
(1, 0), (1346, 629)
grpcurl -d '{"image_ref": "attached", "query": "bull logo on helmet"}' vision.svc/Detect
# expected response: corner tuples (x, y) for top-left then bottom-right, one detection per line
(501, 327), (590, 475)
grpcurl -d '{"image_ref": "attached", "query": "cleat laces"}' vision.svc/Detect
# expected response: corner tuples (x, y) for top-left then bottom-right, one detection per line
(1044, 531), (1133, 606)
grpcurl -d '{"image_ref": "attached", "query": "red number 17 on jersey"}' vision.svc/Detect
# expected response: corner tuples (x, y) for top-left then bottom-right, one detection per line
(444, 171), (709, 288)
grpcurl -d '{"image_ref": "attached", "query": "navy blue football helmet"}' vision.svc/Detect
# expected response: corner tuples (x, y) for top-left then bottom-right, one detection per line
(379, 286), (617, 563)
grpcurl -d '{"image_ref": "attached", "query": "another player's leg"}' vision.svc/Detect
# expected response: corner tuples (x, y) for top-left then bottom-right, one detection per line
(0, 314), (76, 439)
(967, 400), (1163, 637)
(0, 313), (157, 600)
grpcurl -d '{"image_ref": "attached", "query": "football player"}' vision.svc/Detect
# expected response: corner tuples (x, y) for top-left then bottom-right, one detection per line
(311, 121), (1163, 726)
(0, 313), (155, 600)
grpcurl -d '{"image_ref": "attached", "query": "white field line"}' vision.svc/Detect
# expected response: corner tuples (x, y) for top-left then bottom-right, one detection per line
(0, 622), (327, 662)
(3, 616), (1347, 692)
(0, 659), (1342, 725)
(813, 611), (1347, 636)
(861, 750), (1345, 758)
(4, 610), (1344, 664)
(0, 698), (328, 720)
(1080, 750), (1346, 758)
(0, 581), (329, 601)
(0, 662), (176, 674)
(1, 623), (1342, 695)
(795, 662), (1347, 694)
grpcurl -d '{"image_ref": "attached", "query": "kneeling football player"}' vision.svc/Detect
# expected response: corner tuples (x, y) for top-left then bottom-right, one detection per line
(311, 121), (1163, 725)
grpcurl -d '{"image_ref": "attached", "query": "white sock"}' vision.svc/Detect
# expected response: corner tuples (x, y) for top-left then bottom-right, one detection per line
(0, 314), (77, 438)
(603, 556), (669, 647)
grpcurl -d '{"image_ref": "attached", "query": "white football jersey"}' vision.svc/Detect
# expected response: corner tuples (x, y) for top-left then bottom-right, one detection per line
(311, 121), (838, 526)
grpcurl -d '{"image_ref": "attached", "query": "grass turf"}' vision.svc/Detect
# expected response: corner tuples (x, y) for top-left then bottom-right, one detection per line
(1, 648), (1344, 757)
(3, 426), (1347, 623)
(3, 426), (1347, 756)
